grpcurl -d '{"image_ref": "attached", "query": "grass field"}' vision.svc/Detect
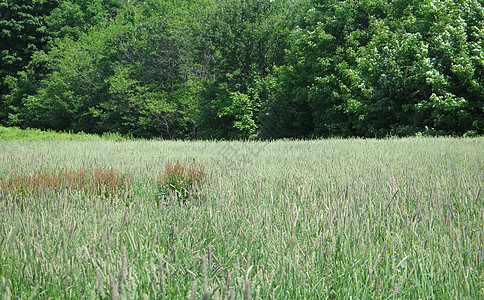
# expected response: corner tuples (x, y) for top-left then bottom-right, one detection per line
(0, 126), (127, 141)
(0, 137), (483, 299)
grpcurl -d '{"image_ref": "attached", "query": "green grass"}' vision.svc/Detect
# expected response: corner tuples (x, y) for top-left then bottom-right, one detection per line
(0, 137), (483, 299)
(0, 126), (127, 141)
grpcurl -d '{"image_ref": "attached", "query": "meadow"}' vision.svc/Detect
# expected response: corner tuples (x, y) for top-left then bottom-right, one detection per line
(0, 137), (483, 299)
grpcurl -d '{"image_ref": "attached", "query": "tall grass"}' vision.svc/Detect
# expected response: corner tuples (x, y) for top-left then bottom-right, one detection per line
(0, 167), (130, 200)
(158, 159), (206, 201)
(0, 137), (482, 298)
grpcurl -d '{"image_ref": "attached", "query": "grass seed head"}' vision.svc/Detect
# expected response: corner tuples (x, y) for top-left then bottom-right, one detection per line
(0, 167), (130, 200)
(158, 159), (206, 201)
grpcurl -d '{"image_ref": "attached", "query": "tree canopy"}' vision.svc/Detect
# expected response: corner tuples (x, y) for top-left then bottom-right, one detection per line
(1, 0), (482, 139)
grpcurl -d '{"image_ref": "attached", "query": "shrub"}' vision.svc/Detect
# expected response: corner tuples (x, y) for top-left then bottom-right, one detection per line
(157, 159), (206, 201)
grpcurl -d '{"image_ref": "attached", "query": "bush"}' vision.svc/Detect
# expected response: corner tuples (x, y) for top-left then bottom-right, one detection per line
(157, 159), (206, 201)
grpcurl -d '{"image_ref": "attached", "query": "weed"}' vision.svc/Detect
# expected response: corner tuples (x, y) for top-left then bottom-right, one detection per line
(0, 167), (130, 199)
(157, 159), (206, 201)
(89, 167), (130, 196)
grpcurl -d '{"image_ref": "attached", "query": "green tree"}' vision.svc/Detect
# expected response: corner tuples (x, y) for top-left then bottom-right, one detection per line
(194, 0), (304, 139)
(20, 1), (201, 138)
(271, 0), (483, 138)
(20, 21), (132, 132)
(0, 0), (58, 125)
(45, 0), (131, 40)
(0, 0), (132, 127)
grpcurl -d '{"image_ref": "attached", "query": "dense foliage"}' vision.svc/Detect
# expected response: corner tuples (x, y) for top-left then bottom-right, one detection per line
(1, 0), (483, 138)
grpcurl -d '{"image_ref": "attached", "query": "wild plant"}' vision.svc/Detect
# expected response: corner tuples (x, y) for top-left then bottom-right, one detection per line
(88, 167), (130, 196)
(0, 167), (130, 199)
(157, 159), (206, 201)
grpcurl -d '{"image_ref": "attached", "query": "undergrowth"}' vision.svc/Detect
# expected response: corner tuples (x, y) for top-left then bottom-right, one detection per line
(0, 126), (129, 141)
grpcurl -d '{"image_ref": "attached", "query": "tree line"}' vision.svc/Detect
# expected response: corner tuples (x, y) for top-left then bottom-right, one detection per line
(1, 0), (483, 139)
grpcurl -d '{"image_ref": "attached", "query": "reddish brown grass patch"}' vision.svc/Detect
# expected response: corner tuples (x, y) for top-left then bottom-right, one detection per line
(0, 167), (130, 198)
(158, 159), (206, 200)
